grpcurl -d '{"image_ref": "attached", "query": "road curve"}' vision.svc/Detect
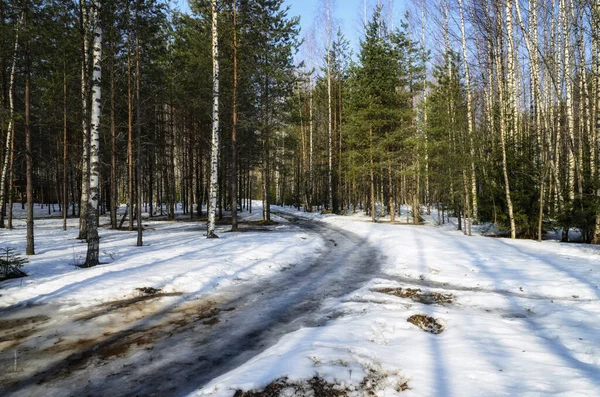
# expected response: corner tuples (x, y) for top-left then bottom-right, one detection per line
(3, 214), (381, 397)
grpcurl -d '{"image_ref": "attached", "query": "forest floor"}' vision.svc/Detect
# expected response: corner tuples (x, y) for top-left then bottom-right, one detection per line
(1, 203), (600, 396)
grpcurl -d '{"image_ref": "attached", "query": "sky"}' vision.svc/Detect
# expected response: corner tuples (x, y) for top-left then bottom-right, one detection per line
(172, 0), (411, 55)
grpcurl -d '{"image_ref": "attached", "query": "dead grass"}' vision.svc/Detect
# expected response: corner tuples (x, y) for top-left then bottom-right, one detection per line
(234, 372), (409, 396)
(374, 287), (453, 305)
(407, 314), (445, 334)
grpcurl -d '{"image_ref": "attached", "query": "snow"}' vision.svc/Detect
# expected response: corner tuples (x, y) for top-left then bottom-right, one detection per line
(195, 205), (600, 397)
(2, 202), (600, 396)
(0, 203), (323, 311)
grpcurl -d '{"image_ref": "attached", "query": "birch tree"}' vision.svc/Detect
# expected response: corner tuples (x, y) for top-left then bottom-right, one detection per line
(84, 0), (102, 267)
(78, 0), (90, 240)
(207, 0), (219, 239)
(0, 12), (22, 229)
(457, 0), (477, 223)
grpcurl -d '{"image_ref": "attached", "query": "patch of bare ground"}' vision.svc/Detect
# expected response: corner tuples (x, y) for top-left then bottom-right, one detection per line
(136, 286), (162, 295)
(0, 292), (234, 391)
(234, 371), (409, 396)
(407, 314), (445, 334)
(75, 291), (183, 322)
(0, 314), (50, 350)
(374, 287), (453, 305)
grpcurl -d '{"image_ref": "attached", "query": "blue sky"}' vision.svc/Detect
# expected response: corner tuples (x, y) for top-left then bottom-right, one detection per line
(172, 1), (410, 53)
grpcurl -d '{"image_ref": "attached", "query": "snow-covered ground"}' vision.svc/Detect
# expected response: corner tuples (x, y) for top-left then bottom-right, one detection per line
(197, 205), (600, 397)
(2, 203), (600, 396)
(0, 204), (322, 311)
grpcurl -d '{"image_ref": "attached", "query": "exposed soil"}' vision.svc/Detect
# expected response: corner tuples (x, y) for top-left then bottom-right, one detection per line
(234, 371), (409, 396)
(135, 287), (162, 295)
(407, 314), (445, 334)
(374, 287), (453, 305)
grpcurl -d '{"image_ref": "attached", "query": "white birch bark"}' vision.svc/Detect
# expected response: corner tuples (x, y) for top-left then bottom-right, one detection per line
(496, 8), (517, 239)
(207, 0), (220, 238)
(592, 3), (600, 243)
(0, 13), (22, 228)
(457, 0), (478, 223)
(506, 0), (518, 141)
(85, 0), (102, 266)
(79, 0), (90, 239)
(560, 0), (576, 202)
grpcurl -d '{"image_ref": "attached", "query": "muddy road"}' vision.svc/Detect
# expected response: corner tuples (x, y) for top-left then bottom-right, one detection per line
(0, 217), (381, 397)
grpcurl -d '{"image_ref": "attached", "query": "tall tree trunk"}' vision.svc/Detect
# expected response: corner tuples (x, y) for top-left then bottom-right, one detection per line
(370, 126), (375, 223)
(207, 0), (219, 238)
(127, 22), (134, 231)
(421, 0), (430, 216)
(326, 1), (333, 211)
(458, 0), (478, 224)
(0, 12), (22, 228)
(231, 0), (239, 231)
(561, 0), (576, 202)
(63, 60), (68, 231)
(497, 6), (517, 239)
(110, 38), (117, 229)
(308, 72), (314, 210)
(84, 0), (102, 267)
(591, 3), (600, 244)
(25, 6), (34, 255)
(135, 6), (143, 247)
(78, 0), (90, 240)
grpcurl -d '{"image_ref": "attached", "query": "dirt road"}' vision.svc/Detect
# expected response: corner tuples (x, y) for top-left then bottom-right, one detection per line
(0, 217), (381, 397)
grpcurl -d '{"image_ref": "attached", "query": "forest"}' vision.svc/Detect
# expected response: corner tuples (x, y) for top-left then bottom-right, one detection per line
(1, 1), (600, 396)
(0, 0), (599, 259)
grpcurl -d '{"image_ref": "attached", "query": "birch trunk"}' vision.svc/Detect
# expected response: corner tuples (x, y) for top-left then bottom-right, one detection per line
(591, 3), (600, 243)
(78, 0), (90, 240)
(84, 0), (102, 267)
(207, 0), (219, 238)
(496, 9), (517, 239)
(561, 0), (576, 202)
(0, 13), (22, 228)
(506, 0), (518, 141)
(457, 0), (478, 224)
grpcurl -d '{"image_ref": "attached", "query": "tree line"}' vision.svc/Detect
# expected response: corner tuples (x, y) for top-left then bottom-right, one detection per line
(0, 0), (599, 267)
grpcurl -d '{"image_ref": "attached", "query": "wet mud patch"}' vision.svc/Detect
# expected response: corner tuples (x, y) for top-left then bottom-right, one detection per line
(0, 314), (50, 331)
(407, 314), (445, 334)
(76, 291), (183, 322)
(0, 314), (51, 348)
(1, 298), (235, 392)
(136, 286), (162, 295)
(374, 287), (453, 305)
(233, 377), (348, 397)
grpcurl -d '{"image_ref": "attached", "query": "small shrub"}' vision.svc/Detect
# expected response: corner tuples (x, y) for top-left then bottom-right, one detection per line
(0, 247), (28, 281)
